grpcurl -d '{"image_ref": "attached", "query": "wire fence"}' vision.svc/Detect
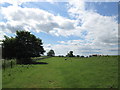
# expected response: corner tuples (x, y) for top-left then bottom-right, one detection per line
(2, 59), (16, 71)
(2, 56), (51, 71)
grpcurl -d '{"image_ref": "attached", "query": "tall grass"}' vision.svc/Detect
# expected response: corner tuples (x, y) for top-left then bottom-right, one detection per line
(2, 59), (16, 70)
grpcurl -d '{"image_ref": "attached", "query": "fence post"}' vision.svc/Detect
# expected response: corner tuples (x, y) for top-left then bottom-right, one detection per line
(4, 60), (5, 71)
(11, 61), (12, 68)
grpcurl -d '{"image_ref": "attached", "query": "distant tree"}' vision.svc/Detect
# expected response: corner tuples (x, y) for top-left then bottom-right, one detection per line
(58, 55), (64, 57)
(89, 55), (92, 57)
(76, 55), (80, 57)
(58, 55), (61, 57)
(92, 54), (97, 57)
(66, 51), (74, 57)
(47, 50), (55, 56)
(81, 56), (84, 58)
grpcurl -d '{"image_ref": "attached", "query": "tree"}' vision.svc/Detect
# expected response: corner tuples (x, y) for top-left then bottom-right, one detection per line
(2, 30), (45, 64)
(66, 51), (74, 57)
(81, 56), (84, 58)
(2, 36), (16, 59)
(76, 55), (80, 57)
(47, 50), (55, 56)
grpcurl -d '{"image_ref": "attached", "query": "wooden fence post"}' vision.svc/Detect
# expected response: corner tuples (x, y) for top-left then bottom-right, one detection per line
(4, 60), (5, 71)
(11, 61), (12, 68)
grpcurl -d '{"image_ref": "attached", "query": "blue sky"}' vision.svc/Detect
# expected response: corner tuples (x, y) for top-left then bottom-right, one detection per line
(0, 0), (118, 56)
(21, 2), (70, 18)
(86, 2), (118, 16)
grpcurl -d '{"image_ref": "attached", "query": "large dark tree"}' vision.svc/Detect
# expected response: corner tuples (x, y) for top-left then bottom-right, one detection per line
(47, 50), (55, 56)
(2, 36), (16, 59)
(2, 30), (45, 64)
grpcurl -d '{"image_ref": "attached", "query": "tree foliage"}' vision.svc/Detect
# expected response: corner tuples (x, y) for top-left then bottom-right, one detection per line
(2, 30), (45, 64)
(47, 49), (55, 56)
(2, 36), (17, 59)
(76, 55), (80, 57)
(66, 51), (74, 57)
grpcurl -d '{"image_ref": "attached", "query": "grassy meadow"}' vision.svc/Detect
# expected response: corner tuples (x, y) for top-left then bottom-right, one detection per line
(2, 56), (118, 88)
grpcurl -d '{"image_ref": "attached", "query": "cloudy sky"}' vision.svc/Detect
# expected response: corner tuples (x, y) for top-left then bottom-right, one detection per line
(0, 0), (119, 56)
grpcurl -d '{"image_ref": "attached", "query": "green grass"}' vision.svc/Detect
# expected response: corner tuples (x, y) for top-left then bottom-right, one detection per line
(2, 56), (118, 88)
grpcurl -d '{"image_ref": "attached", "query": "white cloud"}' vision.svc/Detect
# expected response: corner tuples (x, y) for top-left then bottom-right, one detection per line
(44, 0), (118, 56)
(0, 0), (56, 6)
(66, 0), (118, 55)
(0, 30), (6, 41)
(58, 40), (86, 45)
(0, 0), (118, 5)
(0, 5), (78, 35)
(0, 4), (87, 39)
(0, 0), (118, 55)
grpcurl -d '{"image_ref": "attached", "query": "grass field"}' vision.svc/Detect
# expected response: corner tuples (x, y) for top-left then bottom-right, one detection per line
(2, 56), (118, 88)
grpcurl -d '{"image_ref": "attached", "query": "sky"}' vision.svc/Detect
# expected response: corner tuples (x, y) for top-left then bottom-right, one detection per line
(0, 0), (119, 56)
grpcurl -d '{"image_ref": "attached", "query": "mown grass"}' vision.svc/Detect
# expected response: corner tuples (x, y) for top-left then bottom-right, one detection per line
(2, 56), (118, 88)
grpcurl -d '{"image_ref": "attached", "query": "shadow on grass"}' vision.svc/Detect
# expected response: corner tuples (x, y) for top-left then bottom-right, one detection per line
(32, 62), (48, 65)
(16, 58), (48, 65)
(17, 61), (48, 65)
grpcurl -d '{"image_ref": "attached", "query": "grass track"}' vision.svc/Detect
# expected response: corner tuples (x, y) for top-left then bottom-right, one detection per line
(2, 56), (118, 88)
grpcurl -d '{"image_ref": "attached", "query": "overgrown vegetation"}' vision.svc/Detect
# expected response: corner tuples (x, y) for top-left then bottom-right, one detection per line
(2, 59), (16, 70)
